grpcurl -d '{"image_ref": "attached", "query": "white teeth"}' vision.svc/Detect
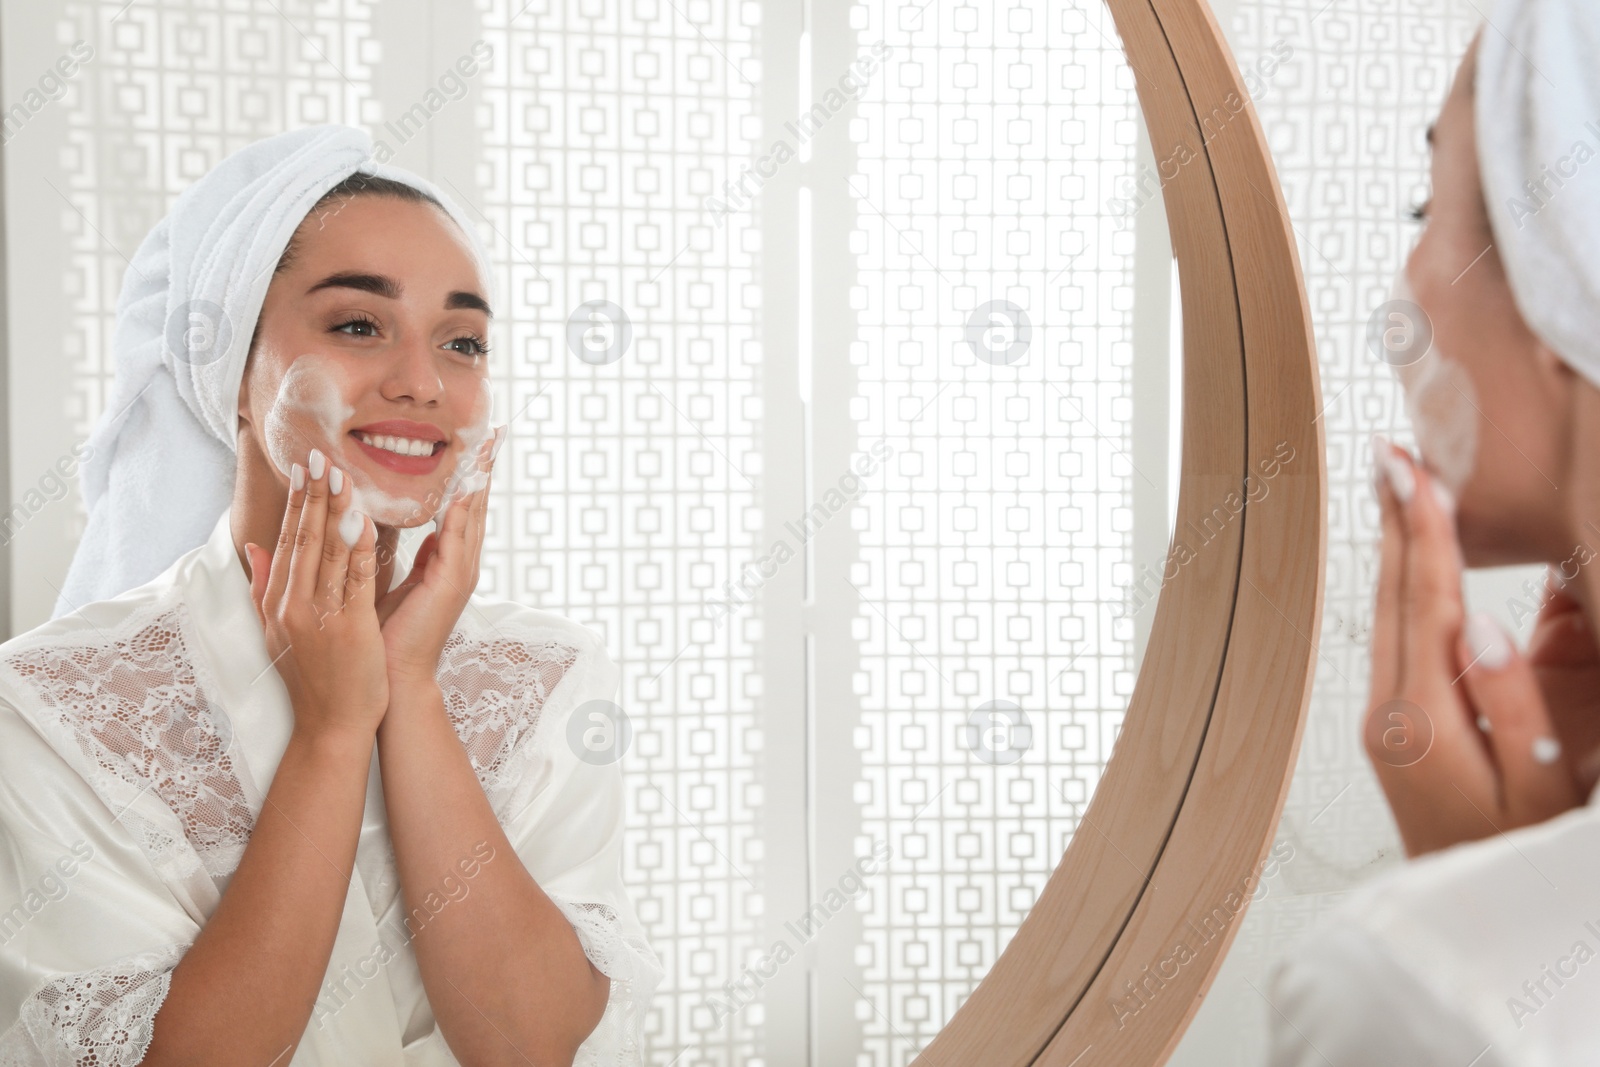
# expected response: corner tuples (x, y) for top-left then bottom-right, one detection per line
(357, 431), (436, 458)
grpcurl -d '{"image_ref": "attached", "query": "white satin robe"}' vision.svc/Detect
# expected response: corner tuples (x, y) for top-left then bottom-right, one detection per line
(0, 507), (663, 1065)
(1266, 777), (1600, 1066)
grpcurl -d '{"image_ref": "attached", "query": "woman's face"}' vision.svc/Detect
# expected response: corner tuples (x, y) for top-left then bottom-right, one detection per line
(1399, 31), (1579, 567)
(237, 193), (494, 529)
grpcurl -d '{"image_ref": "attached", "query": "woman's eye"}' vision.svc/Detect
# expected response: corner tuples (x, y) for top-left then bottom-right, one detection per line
(447, 335), (490, 358)
(334, 317), (379, 338)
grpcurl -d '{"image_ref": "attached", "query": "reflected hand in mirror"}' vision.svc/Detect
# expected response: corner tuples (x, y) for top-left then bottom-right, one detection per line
(1523, 568), (1600, 799)
(1366, 436), (1582, 857)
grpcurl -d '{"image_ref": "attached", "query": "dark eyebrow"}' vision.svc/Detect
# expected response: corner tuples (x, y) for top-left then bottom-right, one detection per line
(305, 271), (493, 319)
(306, 271), (399, 300)
(446, 290), (493, 318)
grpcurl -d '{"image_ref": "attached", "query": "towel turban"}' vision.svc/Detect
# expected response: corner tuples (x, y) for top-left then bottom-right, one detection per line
(1476, 0), (1600, 392)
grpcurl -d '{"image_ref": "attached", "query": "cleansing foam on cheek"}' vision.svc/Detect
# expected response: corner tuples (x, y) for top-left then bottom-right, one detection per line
(262, 353), (418, 526)
(436, 376), (497, 517)
(263, 353), (355, 481)
(1386, 264), (1480, 499)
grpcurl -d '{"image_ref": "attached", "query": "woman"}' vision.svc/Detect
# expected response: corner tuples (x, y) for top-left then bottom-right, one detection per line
(1268, 1), (1600, 1062)
(0, 125), (661, 1064)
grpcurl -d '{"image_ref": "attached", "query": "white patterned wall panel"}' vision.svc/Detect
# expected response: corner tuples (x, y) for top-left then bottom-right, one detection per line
(845, 2), (1139, 1060)
(474, 1), (762, 1063)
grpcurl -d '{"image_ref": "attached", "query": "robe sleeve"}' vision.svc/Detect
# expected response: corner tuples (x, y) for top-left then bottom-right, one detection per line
(0, 698), (199, 1066)
(1264, 910), (1508, 1067)
(498, 626), (663, 1067)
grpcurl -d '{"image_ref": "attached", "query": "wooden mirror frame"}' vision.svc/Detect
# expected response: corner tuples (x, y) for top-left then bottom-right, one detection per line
(915, 0), (1324, 1062)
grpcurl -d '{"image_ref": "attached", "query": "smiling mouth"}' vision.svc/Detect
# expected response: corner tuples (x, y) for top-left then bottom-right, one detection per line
(348, 430), (448, 474)
(350, 430), (446, 458)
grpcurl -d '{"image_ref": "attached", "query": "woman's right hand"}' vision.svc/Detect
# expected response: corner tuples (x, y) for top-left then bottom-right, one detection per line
(242, 449), (389, 743)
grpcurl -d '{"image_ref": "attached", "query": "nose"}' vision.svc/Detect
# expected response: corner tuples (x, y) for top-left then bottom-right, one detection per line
(380, 335), (444, 404)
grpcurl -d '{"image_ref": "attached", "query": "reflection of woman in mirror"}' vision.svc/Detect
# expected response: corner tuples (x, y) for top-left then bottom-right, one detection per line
(1268, 4), (1600, 1063)
(0, 125), (661, 1063)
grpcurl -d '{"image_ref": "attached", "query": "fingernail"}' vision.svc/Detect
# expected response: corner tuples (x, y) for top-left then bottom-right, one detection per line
(339, 508), (365, 548)
(1465, 611), (1511, 670)
(329, 466), (344, 495)
(1533, 736), (1562, 764)
(1383, 443), (1415, 504)
(1371, 433), (1390, 496)
(291, 463), (305, 492)
(309, 448), (326, 480)
(1430, 478), (1455, 516)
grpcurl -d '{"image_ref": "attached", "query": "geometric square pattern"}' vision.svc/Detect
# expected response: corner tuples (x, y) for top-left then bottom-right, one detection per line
(848, 1), (1137, 1060)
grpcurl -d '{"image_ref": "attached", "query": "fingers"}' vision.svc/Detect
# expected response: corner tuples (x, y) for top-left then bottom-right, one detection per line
(1528, 568), (1595, 666)
(314, 462), (355, 619)
(466, 427), (502, 562)
(344, 511), (379, 615)
(1394, 447), (1466, 695)
(289, 448), (333, 609)
(437, 428), (502, 569)
(267, 461), (308, 612)
(1370, 433), (1408, 698)
(386, 531), (436, 605)
(409, 532), (439, 583)
(1528, 605), (1596, 667)
(1457, 611), (1581, 817)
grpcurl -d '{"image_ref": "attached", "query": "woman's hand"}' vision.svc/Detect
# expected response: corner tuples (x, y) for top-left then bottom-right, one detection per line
(1365, 435), (1581, 857)
(243, 448), (389, 743)
(375, 426), (505, 685)
(1525, 570), (1600, 799)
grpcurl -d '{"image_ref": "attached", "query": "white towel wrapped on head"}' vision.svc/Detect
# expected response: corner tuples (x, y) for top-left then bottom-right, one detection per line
(1476, 0), (1600, 392)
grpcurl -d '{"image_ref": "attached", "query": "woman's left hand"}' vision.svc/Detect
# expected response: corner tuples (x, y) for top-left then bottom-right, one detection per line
(376, 425), (506, 685)
(1365, 436), (1582, 857)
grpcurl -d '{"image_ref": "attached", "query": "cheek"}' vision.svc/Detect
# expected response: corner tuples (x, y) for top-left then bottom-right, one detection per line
(463, 373), (492, 428)
(440, 375), (497, 500)
(260, 354), (358, 477)
(1404, 352), (1480, 498)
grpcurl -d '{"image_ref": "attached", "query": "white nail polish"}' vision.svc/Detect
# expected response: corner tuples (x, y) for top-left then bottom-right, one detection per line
(329, 466), (343, 495)
(1430, 478), (1454, 516)
(1384, 446), (1415, 504)
(1465, 612), (1511, 670)
(291, 463), (305, 491)
(1533, 736), (1562, 764)
(309, 448), (326, 480)
(339, 508), (365, 548)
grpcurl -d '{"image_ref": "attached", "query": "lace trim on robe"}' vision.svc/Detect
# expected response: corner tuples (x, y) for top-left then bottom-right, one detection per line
(0, 600), (254, 888)
(435, 622), (580, 819)
(546, 895), (666, 1067)
(0, 943), (186, 1067)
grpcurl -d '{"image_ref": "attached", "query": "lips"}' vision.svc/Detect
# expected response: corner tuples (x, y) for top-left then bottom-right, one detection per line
(347, 429), (447, 476)
(350, 418), (446, 442)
